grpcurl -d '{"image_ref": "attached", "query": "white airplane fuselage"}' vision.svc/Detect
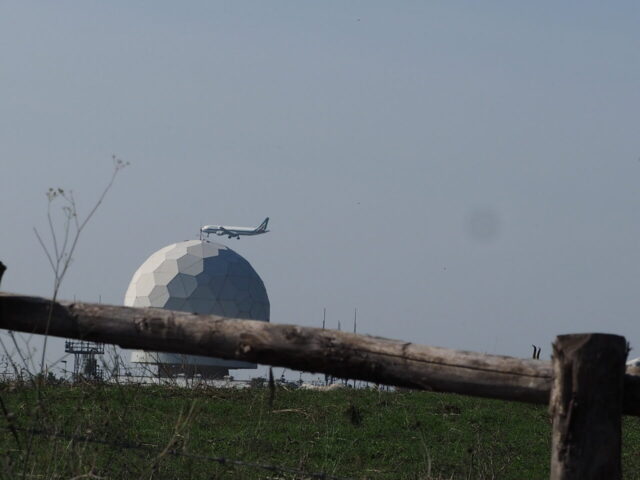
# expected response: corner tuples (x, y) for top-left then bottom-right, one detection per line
(201, 218), (269, 239)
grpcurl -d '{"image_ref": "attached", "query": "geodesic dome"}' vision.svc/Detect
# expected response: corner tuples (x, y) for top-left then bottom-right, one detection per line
(124, 240), (269, 374)
(124, 240), (269, 320)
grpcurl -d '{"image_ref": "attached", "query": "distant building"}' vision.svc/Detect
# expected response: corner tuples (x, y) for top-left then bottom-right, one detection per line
(125, 240), (269, 379)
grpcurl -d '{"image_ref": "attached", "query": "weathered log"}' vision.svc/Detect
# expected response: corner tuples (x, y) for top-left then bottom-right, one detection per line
(5, 293), (640, 417)
(0, 292), (552, 402)
(549, 334), (626, 480)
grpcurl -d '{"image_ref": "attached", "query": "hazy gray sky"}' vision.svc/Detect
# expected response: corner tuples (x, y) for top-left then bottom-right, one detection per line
(2, 1), (640, 372)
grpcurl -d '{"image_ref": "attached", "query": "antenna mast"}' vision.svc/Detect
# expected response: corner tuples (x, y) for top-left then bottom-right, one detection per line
(353, 308), (357, 334)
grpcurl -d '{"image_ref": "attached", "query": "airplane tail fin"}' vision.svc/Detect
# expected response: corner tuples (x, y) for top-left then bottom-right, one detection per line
(257, 217), (269, 232)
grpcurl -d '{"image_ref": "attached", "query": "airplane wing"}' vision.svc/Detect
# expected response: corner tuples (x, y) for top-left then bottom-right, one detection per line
(219, 226), (240, 238)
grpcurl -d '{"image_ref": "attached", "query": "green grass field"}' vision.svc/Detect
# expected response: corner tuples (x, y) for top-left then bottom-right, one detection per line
(2, 383), (640, 479)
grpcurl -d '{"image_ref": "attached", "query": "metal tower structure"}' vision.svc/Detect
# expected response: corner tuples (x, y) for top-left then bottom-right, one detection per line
(64, 340), (104, 381)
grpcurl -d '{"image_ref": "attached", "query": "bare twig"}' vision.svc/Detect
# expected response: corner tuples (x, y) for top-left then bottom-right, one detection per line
(35, 157), (128, 374)
(268, 367), (275, 410)
(33, 229), (56, 273)
(0, 394), (21, 448)
(47, 199), (60, 265)
(2, 426), (354, 480)
(271, 408), (311, 418)
(141, 400), (197, 478)
(6, 331), (34, 376)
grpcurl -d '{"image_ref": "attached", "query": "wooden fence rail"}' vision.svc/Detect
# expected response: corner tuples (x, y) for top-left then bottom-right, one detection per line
(1, 291), (638, 479)
(0, 292), (552, 402)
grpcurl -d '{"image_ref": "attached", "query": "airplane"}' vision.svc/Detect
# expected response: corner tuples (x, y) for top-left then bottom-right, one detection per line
(200, 217), (269, 240)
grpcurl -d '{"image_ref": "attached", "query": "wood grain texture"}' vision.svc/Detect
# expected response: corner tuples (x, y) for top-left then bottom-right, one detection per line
(549, 334), (626, 480)
(0, 292), (625, 411)
(0, 292), (551, 401)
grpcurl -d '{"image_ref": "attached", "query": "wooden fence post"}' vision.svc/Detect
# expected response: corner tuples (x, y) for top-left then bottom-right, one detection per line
(549, 333), (626, 480)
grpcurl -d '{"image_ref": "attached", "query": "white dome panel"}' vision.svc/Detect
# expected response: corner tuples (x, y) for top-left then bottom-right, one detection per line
(152, 271), (174, 286)
(163, 244), (189, 260)
(125, 240), (269, 370)
(155, 259), (180, 275)
(135, 273), (157, 297)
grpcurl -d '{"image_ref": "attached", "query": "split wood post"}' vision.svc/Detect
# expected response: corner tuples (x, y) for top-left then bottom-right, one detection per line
(549, 333), (626, 480)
